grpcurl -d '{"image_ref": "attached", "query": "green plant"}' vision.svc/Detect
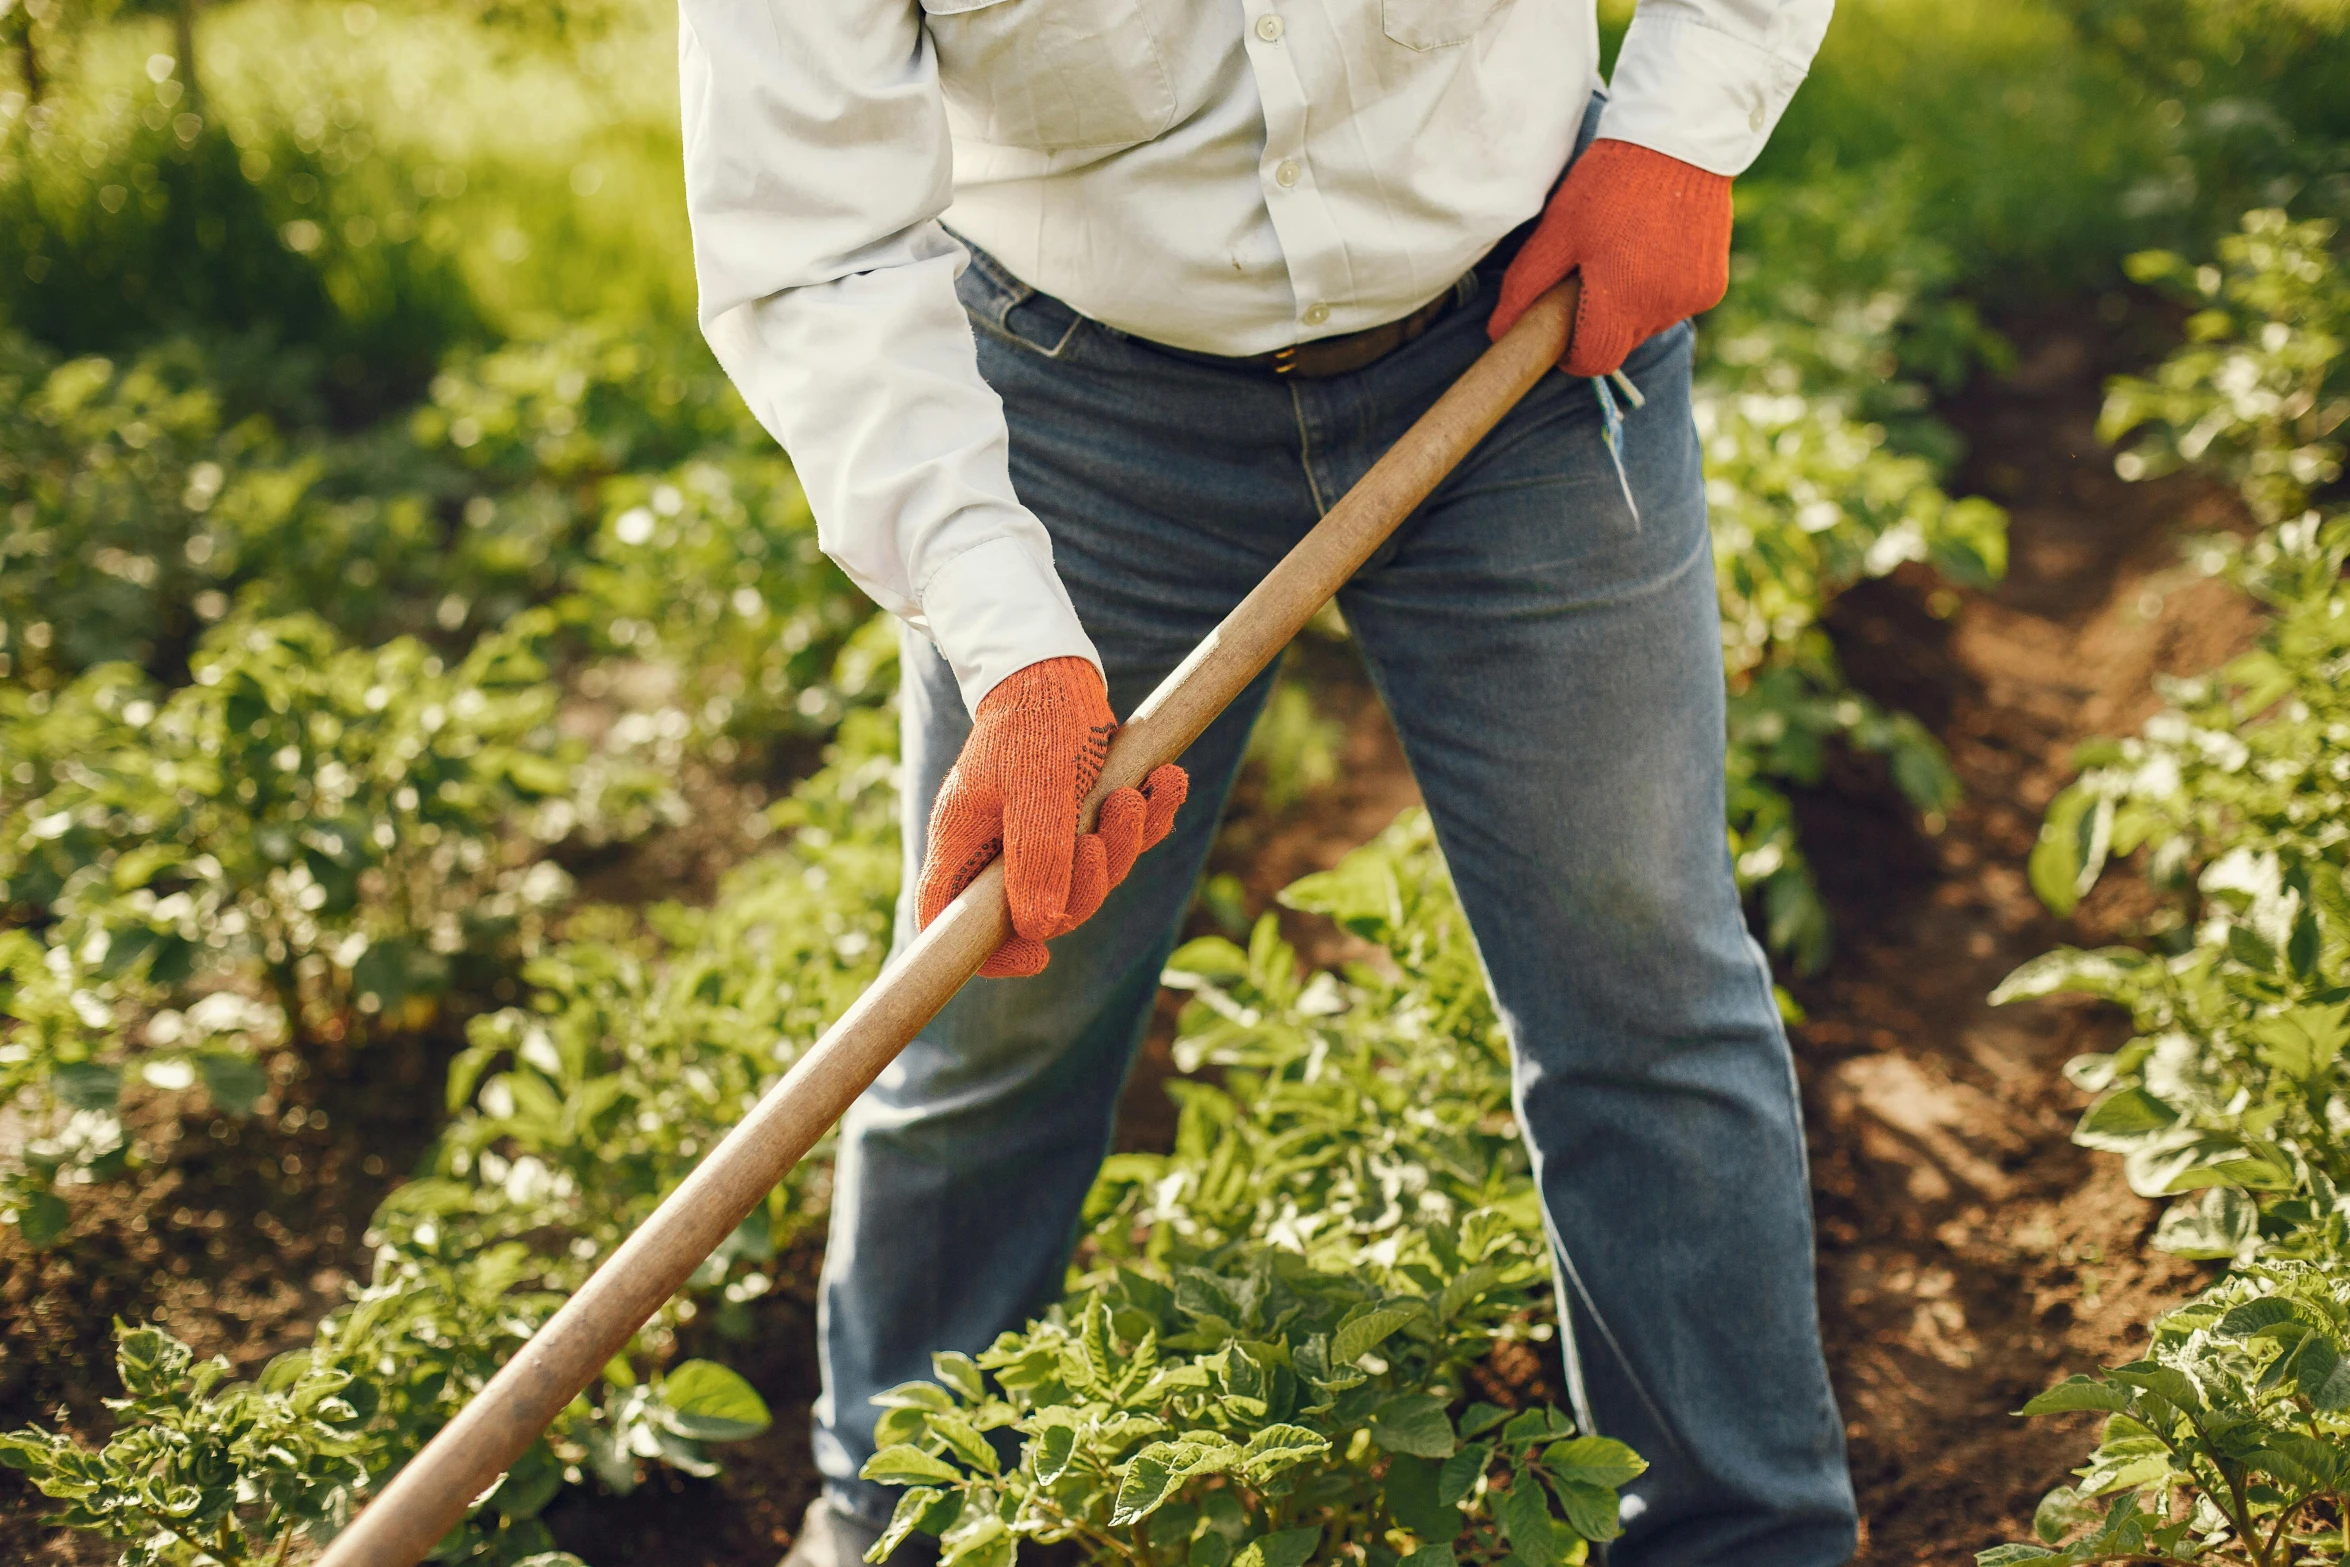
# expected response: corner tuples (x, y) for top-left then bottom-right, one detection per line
(0, 1322), (374, 1567)
(0, 1255), (772, 1567)
(1239, 669), (1344, 815)
(0, 611), (675, 1243)
(1990, 205), (2350, 1563)
(1983, 1259), (2350, 1566)
(1086, 813), (1530, 1276)
(861, 1235), (1639, 1567)
(1, 611), (669, 1026)
(315, 1233), (772, 1561)
(1695, 170), (2009, 967)
(2100, 211), (2347, 525)
(379, 703), (901, 1319)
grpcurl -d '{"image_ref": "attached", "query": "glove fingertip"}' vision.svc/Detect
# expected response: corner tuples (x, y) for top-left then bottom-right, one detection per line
(1140, 763), (1188, 848)
(978, 935), (1051, 979)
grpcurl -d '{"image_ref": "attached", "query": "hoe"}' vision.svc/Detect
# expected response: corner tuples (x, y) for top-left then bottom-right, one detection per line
(316, 277), (1585, 1567)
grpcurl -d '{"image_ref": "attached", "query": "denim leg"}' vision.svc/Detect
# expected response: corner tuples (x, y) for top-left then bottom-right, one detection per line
(813, 278), (1320, 1526)
(813, 633), (1270, 1527)
(1331, 324), (1857, 1566)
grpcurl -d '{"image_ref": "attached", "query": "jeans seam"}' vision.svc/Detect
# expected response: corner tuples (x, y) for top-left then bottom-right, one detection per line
(1289, 381), (1329, 516)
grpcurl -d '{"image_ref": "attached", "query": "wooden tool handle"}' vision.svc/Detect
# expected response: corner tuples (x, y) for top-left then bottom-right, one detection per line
(316, 278), (1579, 1567)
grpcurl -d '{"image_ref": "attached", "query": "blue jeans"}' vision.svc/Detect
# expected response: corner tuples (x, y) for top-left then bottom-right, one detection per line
(812, 221), (1857, 1567)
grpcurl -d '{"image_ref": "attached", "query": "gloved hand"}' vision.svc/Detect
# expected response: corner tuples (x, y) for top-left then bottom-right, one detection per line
(916, 656), (1188, 977)
(1488, 138), (1734, 378)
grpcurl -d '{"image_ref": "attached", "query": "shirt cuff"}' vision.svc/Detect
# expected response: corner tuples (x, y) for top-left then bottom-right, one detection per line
(917, 533), (1104, 716)
(1597, 13), (1812, 177)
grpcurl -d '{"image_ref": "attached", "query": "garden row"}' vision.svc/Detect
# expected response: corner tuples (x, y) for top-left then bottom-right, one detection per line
(4, 6), (2027, 1563)
(1979, 211), (2350, 1565)
(0, 202), (1998, 1567)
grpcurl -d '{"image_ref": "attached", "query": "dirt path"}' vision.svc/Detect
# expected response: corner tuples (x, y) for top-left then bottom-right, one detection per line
(1790, 316), (2259, 1561)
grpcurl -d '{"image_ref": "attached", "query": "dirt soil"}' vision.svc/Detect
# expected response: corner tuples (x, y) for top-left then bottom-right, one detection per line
(0, 311), (2266, 1566)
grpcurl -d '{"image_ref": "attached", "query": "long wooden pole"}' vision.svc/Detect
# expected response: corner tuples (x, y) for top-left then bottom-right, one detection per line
(318, 279), (1580, 1567)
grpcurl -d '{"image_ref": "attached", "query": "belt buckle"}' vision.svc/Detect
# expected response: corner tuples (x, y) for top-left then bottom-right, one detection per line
(1271, 345), (1300, 376)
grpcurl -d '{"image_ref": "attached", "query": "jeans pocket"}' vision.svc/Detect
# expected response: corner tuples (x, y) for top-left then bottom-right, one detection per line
(922, 0), (1177, 151)
(953, 243), (1086, 360)
(1381, 0), (1516, 51)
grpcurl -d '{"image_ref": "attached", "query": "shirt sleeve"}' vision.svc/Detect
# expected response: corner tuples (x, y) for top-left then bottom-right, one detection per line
(1596, 0), (1836, 176)
(678, 0), (1102, 717)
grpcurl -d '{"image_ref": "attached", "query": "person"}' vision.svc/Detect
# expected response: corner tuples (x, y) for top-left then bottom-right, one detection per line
(678, 0), (1857, 1560)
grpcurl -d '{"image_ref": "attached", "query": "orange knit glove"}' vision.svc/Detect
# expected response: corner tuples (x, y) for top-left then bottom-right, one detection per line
(1488, 138), (1734, 378)
(916, 656), (1188, 978)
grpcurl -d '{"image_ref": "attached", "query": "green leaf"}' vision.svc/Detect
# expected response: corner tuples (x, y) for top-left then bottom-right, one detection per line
(2032, 1485), (2101, 1546)
(1437, 1442), (1491, 1508)
(1496, 1478), (1562, 1567)
(2101, 1364), (2200, 1413)
(1383, 1453), (1452, 1541)
(2297, 1336), (2350, 1411)
(2225, 922), (2279, 972)
(1499, 1406), (1576, 1446)
(2073, 1088), (2177, 1147)
(2028, 786), (2104, 916)
(659, 1360), (771, 1442)
(1975, 1548), (2060, 1565)
(196, 1052), (268, 1116)
(863, 1444), (963, 1487)
(2151, 1186), (2257, 1260)
(1370, 1394), (1455, 1458)
(1232, 1526), (1320, 1567)
(1547, 1476), (1623, 1543)
(871, 1488), (945, 1562)
(2018, 1377), (2136, 1418)
(928, 1413), (999, 1476)
(1541, 1437), (1646, 1491)
(1456, 1403), (1512, 1440)
(1400, 1546), (1457, 1567)
(1111, 1442), (1191, 1526)
(2217, 1299), (2302, 1337)
(1238, 1423), (1329, 1483)
(1031, 1422), (1077, 1485)
(1332, 1300), (1424, 1365)
(932, 1352), (985, 1403)
(2250, 1005), (2348, 1080)
(940, 1514), (1015, 1567)
(873, 1381), (958, 1412)
(16, 1189), (71, 1249)
(50, 1060), (122, 1112)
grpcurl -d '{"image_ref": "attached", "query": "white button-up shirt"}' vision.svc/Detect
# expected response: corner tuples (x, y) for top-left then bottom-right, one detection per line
(681, 0), (1832, 713)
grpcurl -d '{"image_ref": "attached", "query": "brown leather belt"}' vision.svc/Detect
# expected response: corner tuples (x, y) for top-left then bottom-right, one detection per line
(1141, 286), (1460, 379)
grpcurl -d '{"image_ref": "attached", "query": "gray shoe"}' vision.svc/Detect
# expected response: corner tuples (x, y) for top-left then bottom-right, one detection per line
(780, 1498), (931, 1567)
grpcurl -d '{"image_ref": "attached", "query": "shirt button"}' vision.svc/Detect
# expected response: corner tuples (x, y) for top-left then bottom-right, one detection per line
(1275, 159), (1300, 187)
(1302, 302), (1330, 326)
(1748, 103), (1766, 131)
(1255, 13), (1283, 41)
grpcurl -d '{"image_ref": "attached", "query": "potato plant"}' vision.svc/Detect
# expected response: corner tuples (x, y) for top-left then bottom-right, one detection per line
(1984, 1260), (2350, 1565)
(379, 704), (900, 1318)
(0, 1323), (377, 1567)
(2025, 511), (2350, 929)
(0, 1254), (770, 1567)
(2098, 211), (2346, 526)
(1088, 813), (1530, 1275)
(861, 1231), (1640, 1567)
(1990, 208), (2350, 1560)
(1695, 172), (2009, 969)
(0, 609), (674, 1241)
